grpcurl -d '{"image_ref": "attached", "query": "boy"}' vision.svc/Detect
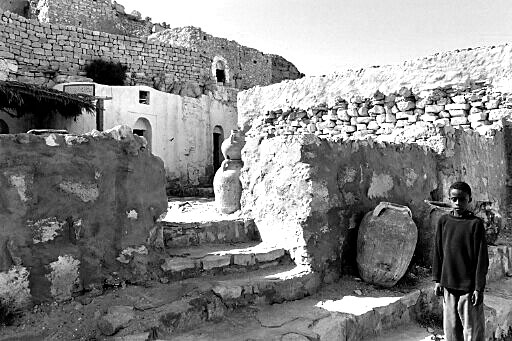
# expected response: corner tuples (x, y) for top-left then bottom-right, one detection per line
(433, 181), (489, 341)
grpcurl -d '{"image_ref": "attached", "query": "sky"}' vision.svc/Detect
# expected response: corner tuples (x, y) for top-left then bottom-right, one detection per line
(117, 0), (512, 76)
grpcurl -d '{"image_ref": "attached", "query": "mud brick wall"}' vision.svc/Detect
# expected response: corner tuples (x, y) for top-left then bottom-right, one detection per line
(0, 126), (167, 308)
(0, 10), (210, 87)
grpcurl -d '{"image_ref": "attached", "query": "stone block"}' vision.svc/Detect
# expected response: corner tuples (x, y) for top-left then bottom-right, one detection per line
(161, 258), (197, 272)
(212, 284), (243, 300)
(450, 116), (469, 125)
(202, 255), (231, 270)
(425, 105), (445, 113)
(255, 249), (285, 263)
(356, 123), (367, 131)
(368, 105), (385, 115)
(396, 101), (415, 111)
(336, 109), (350, 121)
(439, 111), (451, 118)
(452, 95), (466, 104)
(358, 106), (369, 117)
(449, 109), (467, 117)
(395, 111), (412, 120)
(233, 253), (256, 266)
(434, 118), (450, 127)
(485, 99), (501, 110)
(367, 121), (379, 130)
(396, 120), (410, 128)
(355, 117), (373, 124)
(445, 103), (470, 110)
(488, 109), (512, 121)
(468, 112), (488, 122)
(420, 114), (437, 122)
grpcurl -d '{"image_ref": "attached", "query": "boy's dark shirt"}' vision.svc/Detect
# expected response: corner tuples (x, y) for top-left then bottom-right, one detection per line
(433, 211), (489, 292)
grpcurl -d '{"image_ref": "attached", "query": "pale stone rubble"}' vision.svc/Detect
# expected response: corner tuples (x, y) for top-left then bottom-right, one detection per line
(248, 84), (512, 145)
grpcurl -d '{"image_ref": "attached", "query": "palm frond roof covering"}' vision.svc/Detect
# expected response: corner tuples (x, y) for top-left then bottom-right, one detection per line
(0, 80), (95, 117)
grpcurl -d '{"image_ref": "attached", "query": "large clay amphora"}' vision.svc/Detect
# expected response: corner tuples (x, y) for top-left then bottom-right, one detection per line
(221, 130), (244, 160)
(421, 200), (452, 267)
(357, 202), (418, 287)
(213, 160), (243, 214)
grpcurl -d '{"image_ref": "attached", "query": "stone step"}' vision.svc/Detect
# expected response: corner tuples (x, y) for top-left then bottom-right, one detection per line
(162, 197), (258, 247)
(160, 242), (292, 281)
(110, 264), (321, 339)
(128, 276), (512, 341)
(162, 219), (259, 248)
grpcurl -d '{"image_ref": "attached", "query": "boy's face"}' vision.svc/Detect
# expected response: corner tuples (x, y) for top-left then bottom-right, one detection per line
(449, 188), (471, 214)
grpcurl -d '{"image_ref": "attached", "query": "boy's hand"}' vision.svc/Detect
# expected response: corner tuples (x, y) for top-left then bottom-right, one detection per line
(434, 283), (443, 297)
(471, 290), (483, 306)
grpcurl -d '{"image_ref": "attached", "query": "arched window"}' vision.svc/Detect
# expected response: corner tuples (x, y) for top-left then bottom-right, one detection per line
(211, 56), (230, 86)
(0, 120), (9, 134)
(133, 117), (152, 151)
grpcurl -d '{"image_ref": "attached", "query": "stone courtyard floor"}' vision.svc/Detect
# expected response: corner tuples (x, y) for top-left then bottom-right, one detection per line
(0, 197), (511, 341)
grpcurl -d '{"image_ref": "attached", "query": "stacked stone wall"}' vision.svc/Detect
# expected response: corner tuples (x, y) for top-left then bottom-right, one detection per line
(248, 84), (512, 145)
(0, 10), (211, 88)
(25, 0), (152, 36)
(149, 26), (302, 90)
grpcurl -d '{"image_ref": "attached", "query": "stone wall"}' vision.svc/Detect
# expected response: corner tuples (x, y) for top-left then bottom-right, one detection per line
(149, 26), (302, 90)
(244, 85), (512, 144)
(0, 126), (167, 307)
(241, 129), (509, 279)
(0, 10), (210, 88)
(238, 44), (512, 130)
(0, 0), (28, 16)
(26, 0), (153, 37)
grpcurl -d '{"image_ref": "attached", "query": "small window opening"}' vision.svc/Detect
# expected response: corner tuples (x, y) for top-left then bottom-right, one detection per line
(216, 69), (226, 84)
(203, 36), (207, 41)
(139, 90), (150, 105)
(253, 60), (257, 64)
(133, 129), (144, 136)
(215, 60), (226, 84)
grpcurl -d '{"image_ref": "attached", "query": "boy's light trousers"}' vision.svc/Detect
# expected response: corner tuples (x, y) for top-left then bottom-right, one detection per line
(443, 289), (485, 341)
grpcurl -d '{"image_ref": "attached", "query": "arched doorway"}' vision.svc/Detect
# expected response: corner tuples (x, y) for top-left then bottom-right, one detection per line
(213, 125), (224, 173)
(0, 119), (9, 134)
(133, 117), (152, 151)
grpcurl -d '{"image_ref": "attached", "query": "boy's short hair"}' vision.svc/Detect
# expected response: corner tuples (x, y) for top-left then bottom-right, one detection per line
(449, 181), (472, 197)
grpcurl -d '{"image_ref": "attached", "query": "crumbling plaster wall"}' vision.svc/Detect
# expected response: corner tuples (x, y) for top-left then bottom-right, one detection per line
(241, 129), (508, 278)
(52, 83), (238, 190)
(0, 126), (167, 307)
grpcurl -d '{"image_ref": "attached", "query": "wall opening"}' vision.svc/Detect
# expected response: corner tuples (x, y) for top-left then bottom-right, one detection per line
(215, 60), (226, 84)
(139, 91), (150, 105)
(133, 117), (152, 151)
(213, 125), (224, 174)
(212, 56), (230, 86)
(0, 119), (9, 134)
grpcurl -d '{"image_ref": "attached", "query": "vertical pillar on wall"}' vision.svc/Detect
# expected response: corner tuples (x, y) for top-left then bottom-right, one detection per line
(504, 120), (512, 233)
(96, 99), (104, 131)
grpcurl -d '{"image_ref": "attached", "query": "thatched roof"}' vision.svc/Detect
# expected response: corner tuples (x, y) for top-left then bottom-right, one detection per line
(0, 80), (95, 118)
